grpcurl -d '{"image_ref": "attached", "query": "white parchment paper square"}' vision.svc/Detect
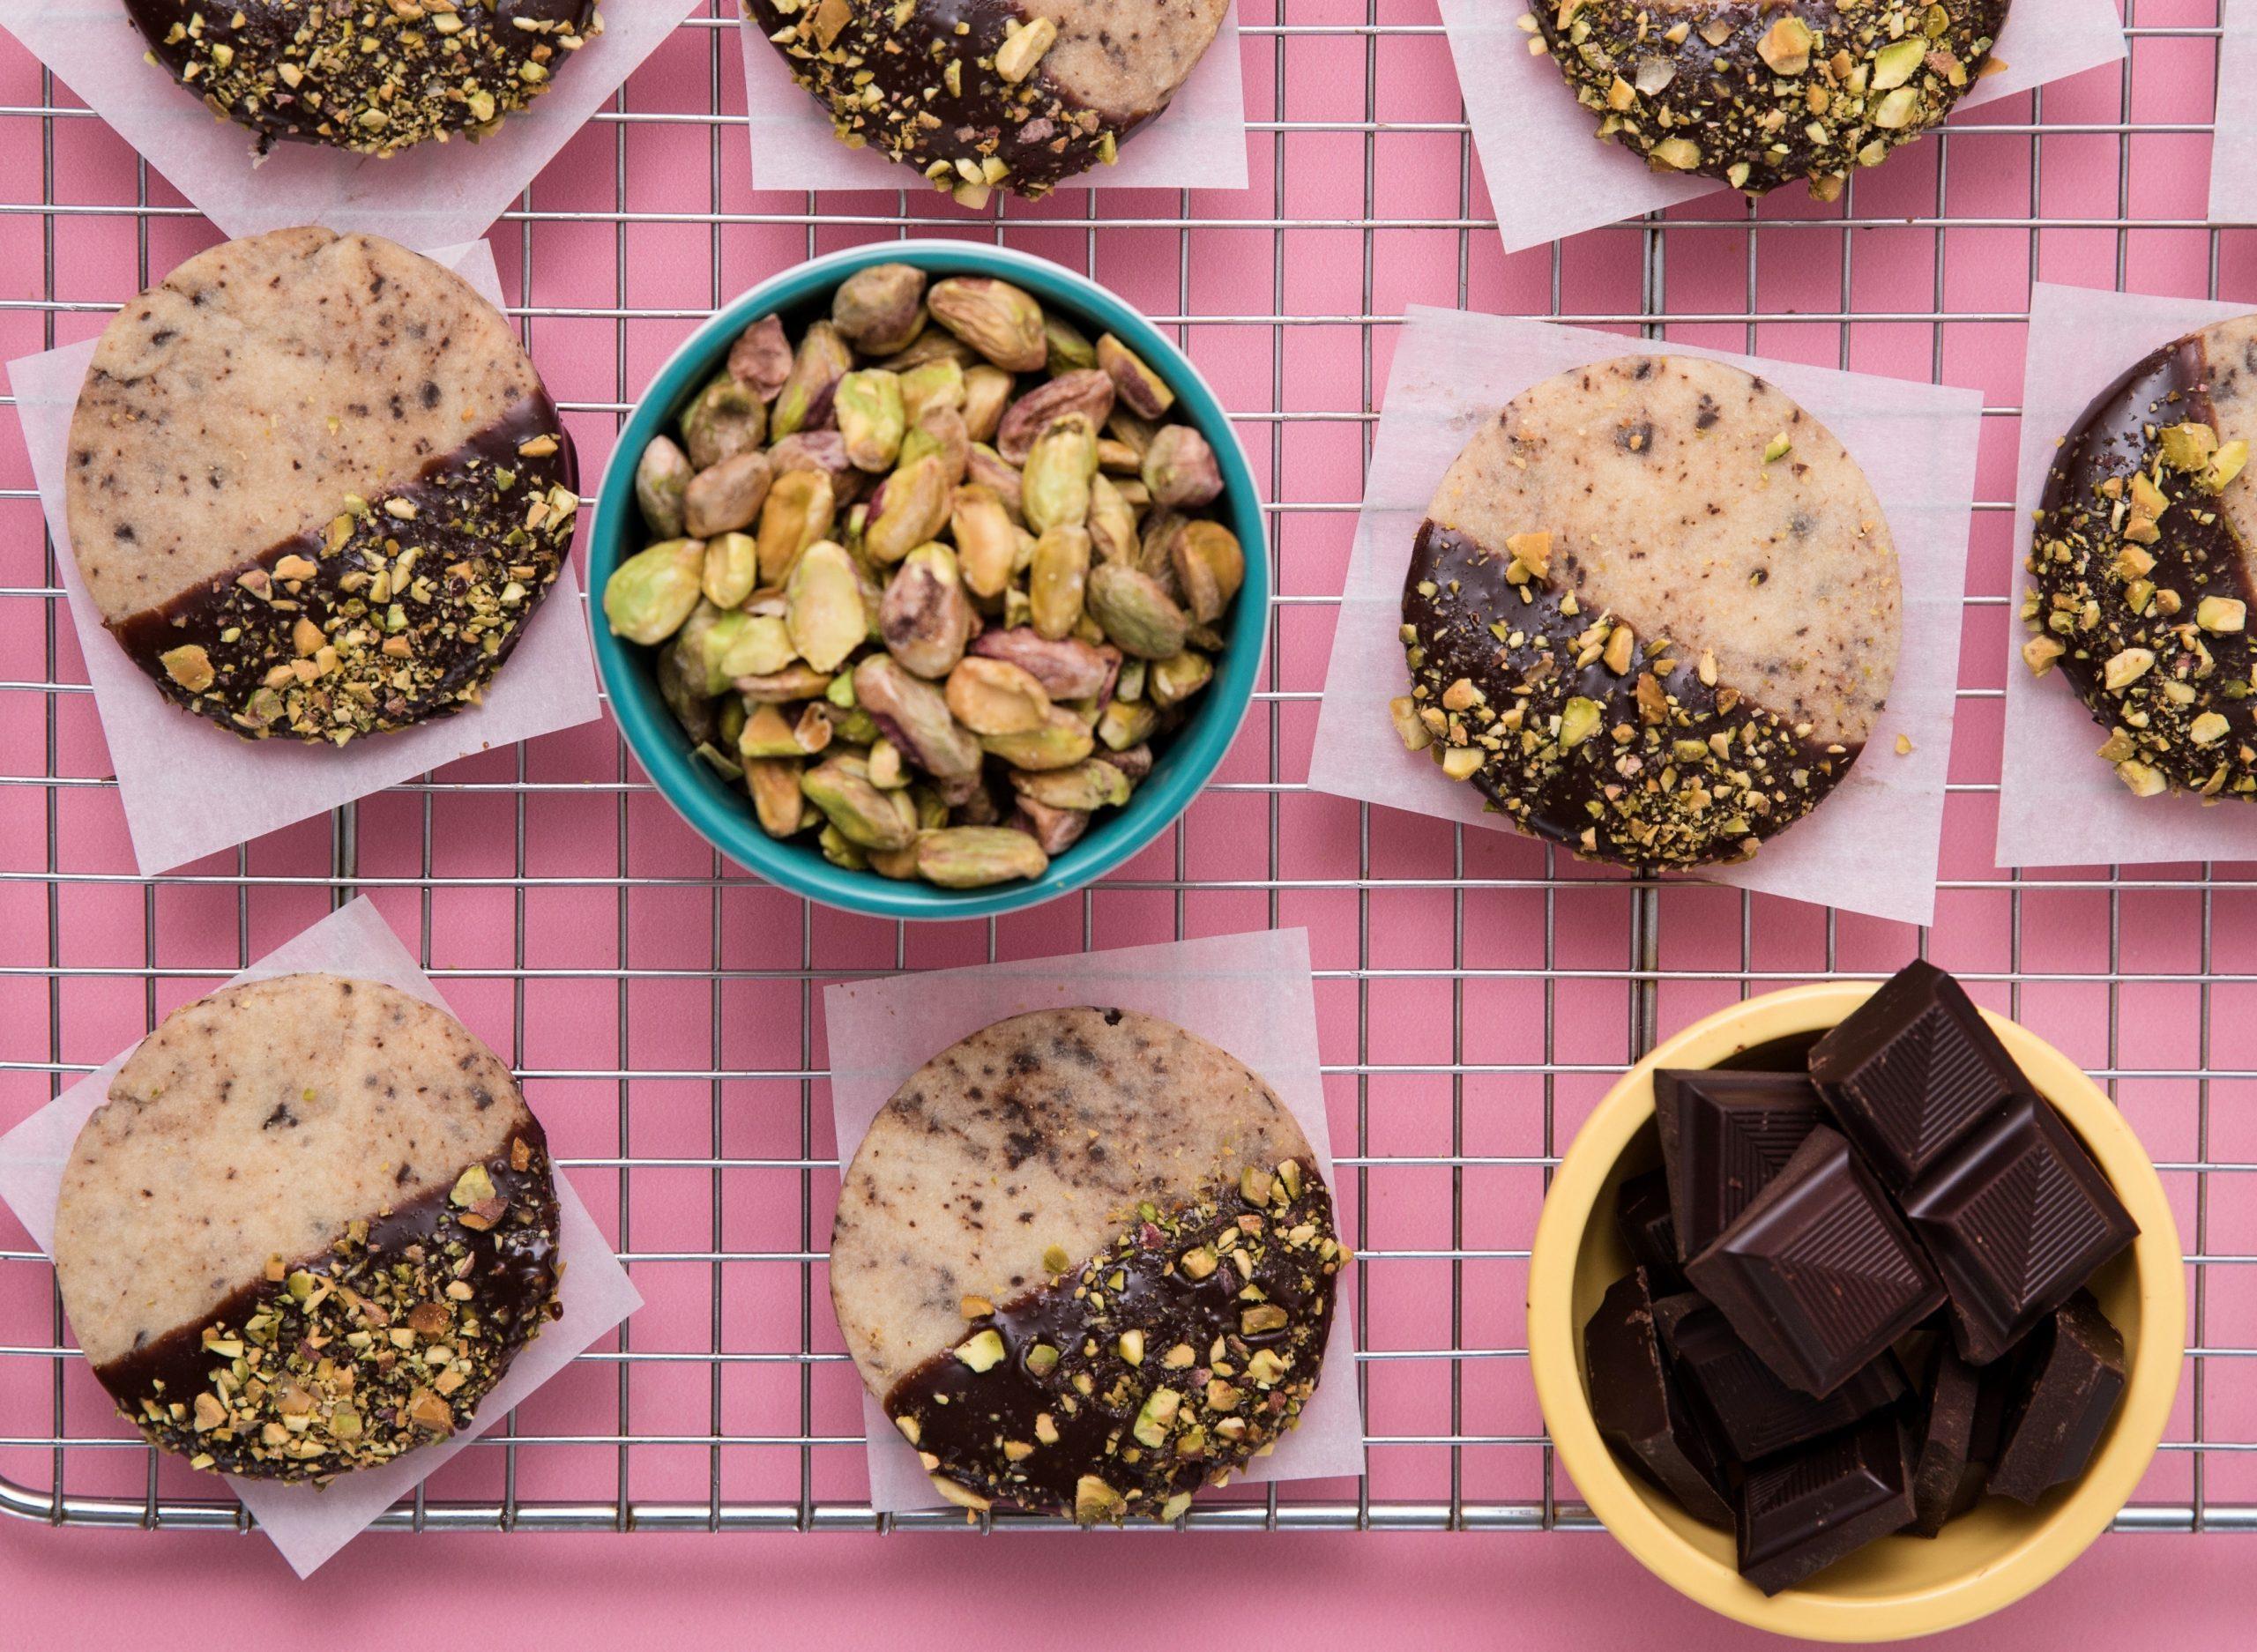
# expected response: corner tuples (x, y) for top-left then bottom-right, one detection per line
(1308, 305), (1978, 926)
(1996, 282), (2257, 868)
(0, 0), (704, 247)
(0, 897), (644, 1578)
(4, 240), (603, 877)
(822, 926), (1364, 1515)
(2209, 0), (2257, 223)
(735, 1), (1250, 193)
(1443, 0), (2128, 253)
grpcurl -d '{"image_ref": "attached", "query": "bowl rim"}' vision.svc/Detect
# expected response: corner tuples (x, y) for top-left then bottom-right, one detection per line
(1527, 980), (2186, 1643)
(585, 239), (1270, 920)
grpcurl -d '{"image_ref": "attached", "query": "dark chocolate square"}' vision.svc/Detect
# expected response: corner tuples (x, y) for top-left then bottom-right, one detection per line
(1583, 1269), (1732, 1525)
(1652, 1291), (1907, 1464)
(1900, 1096), (2138, 1366)
(1737, 1414), (1916, 1596)
(1685, 1125), (1945, 1397)
(1807, 960), (2028, 1189)
(1653, 1068), (1825, 1261)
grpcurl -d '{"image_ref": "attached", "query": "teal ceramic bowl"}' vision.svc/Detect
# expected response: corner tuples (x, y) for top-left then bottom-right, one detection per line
(588, 241), (1269, 920)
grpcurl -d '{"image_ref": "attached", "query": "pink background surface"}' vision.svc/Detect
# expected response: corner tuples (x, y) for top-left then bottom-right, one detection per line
(0, 1), (2251, 1645)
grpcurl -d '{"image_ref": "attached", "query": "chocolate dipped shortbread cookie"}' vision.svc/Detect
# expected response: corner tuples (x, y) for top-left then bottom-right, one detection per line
(126, 0), (599, 157)
(830, 1008), (1346, 1523)
(53, 974), (562, 1483)
(1533, 0), (2007, 199)
(65, 227), (577, 745)
(746, 0), (1227, 205)
(2026, 316), (2257, 800)
(1395, 354), (1901, 869)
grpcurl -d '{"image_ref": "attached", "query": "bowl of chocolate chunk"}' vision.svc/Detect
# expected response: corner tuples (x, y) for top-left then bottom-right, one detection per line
(126, 1), (600, 156)
(747, 0), (1226, 204)
(65, 226), (578, 745)
(1529, 962), (2182, 1638)
(589, 241), (1267, 919)
(1395, 353), (1899, 870)
(1531, 1), (2007, 200)
(2025, 315), (2257, 800)
(830, 1007), (1348, 1522)
(54, 974), (563, 1482)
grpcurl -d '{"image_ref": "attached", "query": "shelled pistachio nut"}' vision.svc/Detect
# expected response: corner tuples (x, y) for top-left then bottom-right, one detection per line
(927, 277), (1048, 372)
(853, 655), (983, 780)
(728, 314), (793, 400)
(879, 542), (975, 680)
(682, 372), (768, 471)
(831, 263), (928, 357)
(605, 539), (706, 644)
(914, 826), (1049, 888)
(636, 435), (691, 539)
(785, 541), (867, 673)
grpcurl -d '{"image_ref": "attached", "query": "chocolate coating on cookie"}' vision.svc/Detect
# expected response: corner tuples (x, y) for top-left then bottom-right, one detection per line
(127, 0), (597, 157)
(1535, 0), (2006, 198)
(2027, 316), (2257, 800)
(101, 1130), (560, 1482)
(889, 1157), (1339, 1522)
(1397, 354), (1899, 869)
(113, 396), (577, 743)
(747, 0), (1226, 202)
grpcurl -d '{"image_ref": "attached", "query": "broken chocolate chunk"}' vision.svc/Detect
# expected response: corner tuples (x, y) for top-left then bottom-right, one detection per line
(1989, 1291), (2129, 1504)
(1583, 1268), (1732, 1526)
(1652, 1291), (1907, 1464)
(1615, 1167), (1687, 1295)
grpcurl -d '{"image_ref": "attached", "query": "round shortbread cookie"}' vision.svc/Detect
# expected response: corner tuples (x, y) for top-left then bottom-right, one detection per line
(746, 0), (1229, 203)
(54, 973), (562, 1483)
(65, 227), (577, 745)
(1397, 353), (1901, 869)
(830, 1007), (1346, 1523)
(125, 0), (600, 158)
(1535, 0), (2007, 199)
(2028, 316), (2257, 800)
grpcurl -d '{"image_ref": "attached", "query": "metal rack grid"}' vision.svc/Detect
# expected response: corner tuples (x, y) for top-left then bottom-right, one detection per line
(0, 0), (2244, 1537)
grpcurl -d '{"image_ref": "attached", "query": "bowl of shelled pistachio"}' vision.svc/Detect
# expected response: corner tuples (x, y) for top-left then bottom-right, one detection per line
(587, 241), (1268, 919)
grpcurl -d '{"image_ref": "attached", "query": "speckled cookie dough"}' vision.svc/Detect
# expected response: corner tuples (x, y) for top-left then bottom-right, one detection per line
(743, 0), (1228, 204)
(126, 0), (600, 157)
(1531, 0), (2007, 199)
(829, 1007), (1347, 1522)
(53, 974), (562, 1483)
(1395, 354), (1901, 870)
(65, 227), (577, 746)
(2026, 316), (2257, 800)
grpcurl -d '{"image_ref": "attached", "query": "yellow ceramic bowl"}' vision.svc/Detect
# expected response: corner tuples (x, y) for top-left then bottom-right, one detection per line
(1529, 982), (2184, 1642)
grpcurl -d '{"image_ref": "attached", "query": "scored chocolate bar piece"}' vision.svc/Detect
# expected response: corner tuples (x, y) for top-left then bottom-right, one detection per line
(1652, 1291), (1907, 1464)
(1807, 960), (2029, 1189)
(1908, 1343), (2011, 1537)
(1654, 1068), (1826, 1261)
(1738, 1414), (1917, 1596)
(1584, 1269), (1733, 1525)
(1685, 1126), (1944, 1397)
(1616, 1167), (1687, 1296)
(1990, 1290), (2128, 1504)
(1901, 1096), (2138, 1365)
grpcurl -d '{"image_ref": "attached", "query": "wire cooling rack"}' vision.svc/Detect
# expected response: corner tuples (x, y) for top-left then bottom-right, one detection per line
(0, 1), (2246, 1537)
